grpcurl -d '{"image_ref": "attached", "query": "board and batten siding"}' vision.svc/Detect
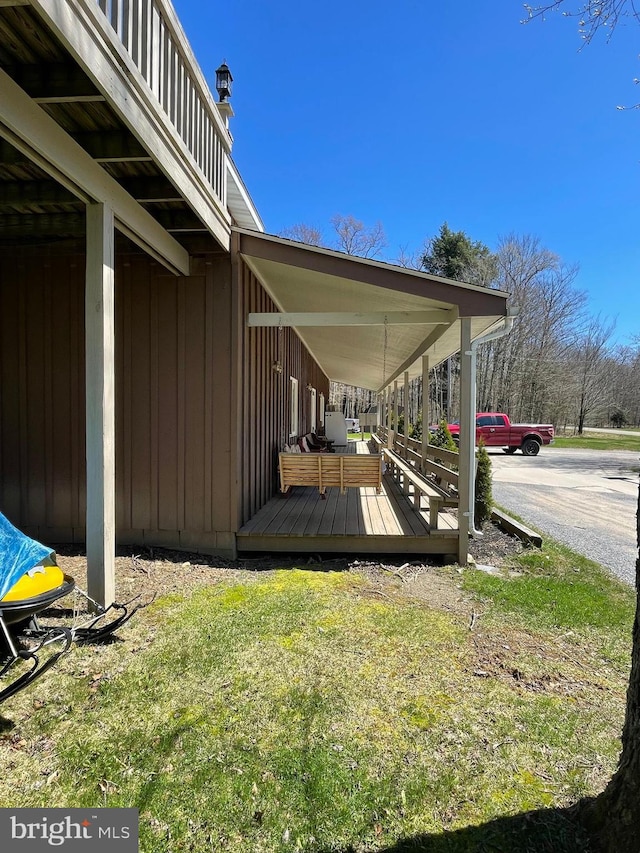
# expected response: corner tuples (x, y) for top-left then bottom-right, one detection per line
(0, 248), (236, 555)
(236, 256), (330, 526)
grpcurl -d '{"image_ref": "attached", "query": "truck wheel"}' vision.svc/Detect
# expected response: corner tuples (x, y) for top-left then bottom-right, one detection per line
(504, 446), (518, 454)
(521, 438), (540, 457)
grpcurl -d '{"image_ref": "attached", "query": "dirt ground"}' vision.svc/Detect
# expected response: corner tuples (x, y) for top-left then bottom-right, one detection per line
(50, 520), (527, 615)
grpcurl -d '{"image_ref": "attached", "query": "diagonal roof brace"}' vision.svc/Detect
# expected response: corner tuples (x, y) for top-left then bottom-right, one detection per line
(377, 307), (459, 391)
(247, 309), (457, 327)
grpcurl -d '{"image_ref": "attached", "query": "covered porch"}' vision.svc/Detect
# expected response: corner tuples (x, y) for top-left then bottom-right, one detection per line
(235, 229), (512, 564)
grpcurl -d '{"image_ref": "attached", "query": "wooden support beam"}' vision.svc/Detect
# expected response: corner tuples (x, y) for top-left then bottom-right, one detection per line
(85, 203), (115, 608)
(403, 371), (409, 460)
(391, 381), (398, 450)
(34, 95), (106, 104)
(457, 318), (472, 566)
(0, 179), (79, 207)
(0, 133), (150, 164)
(247, 310), (455, 327)
(0, 177), (186, 209)
(71, 130), (150, 161)
(0, 209), (207, 239)
(117, 176), (184, 203)
(2, 63), (100, 100)
(0, 67), (189, 274)
(421, 355), (430, 473)
(153, 209), (208, 231)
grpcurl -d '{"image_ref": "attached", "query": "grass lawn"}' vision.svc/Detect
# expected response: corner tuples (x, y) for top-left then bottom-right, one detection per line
(552, 431), (640, 452)
(0, 542), (634, 852)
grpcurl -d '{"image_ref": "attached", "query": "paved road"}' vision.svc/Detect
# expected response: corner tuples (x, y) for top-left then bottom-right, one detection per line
(489, 447), (639, 585)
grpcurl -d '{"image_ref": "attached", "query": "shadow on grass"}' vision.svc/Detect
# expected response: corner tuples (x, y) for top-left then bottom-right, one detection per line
(321, 803), (593, 852)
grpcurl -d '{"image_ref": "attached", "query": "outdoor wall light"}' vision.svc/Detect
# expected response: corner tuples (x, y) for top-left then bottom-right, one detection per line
(306, 383), (314, 391)
(272, 361), (283, 374)
(215, 61), (233, 102)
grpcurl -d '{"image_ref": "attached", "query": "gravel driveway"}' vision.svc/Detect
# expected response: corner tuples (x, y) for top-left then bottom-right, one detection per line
(489, 447), (639, 585)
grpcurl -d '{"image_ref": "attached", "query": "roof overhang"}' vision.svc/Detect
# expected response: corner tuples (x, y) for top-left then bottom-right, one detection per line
(234, 228), (510, 391)
(227, 158), (265, 231)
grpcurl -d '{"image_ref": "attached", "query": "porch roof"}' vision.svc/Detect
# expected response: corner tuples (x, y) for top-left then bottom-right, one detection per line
(235, 228), (510, 391)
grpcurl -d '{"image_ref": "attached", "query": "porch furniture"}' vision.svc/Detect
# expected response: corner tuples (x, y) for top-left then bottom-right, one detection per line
(324, 411), (348, 447)
(299, 433), (333, 453)
(382, 448), (458, 531)
(279, 452), (382, 497)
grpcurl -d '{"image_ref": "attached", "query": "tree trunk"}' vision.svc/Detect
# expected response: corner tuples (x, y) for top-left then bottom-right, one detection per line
(580, 478), (640, 850)
(577, 394), (586, 435)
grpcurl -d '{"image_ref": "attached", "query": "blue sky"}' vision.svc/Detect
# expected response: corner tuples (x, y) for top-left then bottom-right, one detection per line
(174, 0), (639, 345)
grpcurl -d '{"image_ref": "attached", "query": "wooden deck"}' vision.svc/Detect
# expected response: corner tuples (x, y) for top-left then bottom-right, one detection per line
(237, 441), (459, 556)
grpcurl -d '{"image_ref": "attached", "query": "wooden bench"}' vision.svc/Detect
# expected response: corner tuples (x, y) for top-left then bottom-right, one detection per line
(368, 432), (384, 452)
(279, 452), (382, 497)
(382, 448), (458, 531)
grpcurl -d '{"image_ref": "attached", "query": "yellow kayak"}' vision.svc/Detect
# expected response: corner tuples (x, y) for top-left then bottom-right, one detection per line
(1, 563), (65, 603)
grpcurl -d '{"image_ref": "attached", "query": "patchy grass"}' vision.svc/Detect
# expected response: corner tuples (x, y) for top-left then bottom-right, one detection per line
(552, 432), (640, 451)
(0, 557), (633, 852)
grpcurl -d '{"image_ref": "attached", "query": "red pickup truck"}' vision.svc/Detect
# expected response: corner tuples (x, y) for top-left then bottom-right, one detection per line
(447, 413), (554, 456)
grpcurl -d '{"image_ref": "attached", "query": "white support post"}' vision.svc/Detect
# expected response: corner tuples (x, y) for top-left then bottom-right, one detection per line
(385, 387), (389, 434)
(85, 203), (116, 607)
(403, 370), (409, 460)
(391, 380), (398, 450)
(421, 355), (430, 474)
(457, 318), (472, 566)
(382, 387), (388, 439)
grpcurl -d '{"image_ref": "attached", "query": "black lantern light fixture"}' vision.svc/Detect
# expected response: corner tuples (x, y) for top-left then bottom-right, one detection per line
(215, 61), (233, 102)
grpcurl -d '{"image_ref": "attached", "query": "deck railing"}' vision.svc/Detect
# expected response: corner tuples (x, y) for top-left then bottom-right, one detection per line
(95, 0), (228, 207)
(377, 427), (460, 491)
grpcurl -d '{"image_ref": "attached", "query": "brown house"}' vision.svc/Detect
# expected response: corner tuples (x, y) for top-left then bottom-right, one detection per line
(0, 1), (509, 605)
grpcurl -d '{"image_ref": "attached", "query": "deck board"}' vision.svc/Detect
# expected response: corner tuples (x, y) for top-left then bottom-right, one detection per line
(316, 487), (340, 535)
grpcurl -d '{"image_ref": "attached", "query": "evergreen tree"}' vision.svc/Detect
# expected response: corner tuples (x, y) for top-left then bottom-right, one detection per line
(430, 419), (457, 453)
(421, 222), (497, 287)
(474, 439), (493, 528)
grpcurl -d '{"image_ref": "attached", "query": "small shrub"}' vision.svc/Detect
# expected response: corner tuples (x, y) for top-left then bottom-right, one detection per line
(474, 438), (493, 528)
(430, 419), (457, 453)
(412, 412), (423, 441)
(610, 408), (627, 429)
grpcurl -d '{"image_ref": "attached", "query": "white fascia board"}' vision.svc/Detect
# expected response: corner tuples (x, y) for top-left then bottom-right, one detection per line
(31, 0), (231, 250)
(227, 161), (264, 232)
(247, 310), (456, 327)
(0, 67), (189, 276)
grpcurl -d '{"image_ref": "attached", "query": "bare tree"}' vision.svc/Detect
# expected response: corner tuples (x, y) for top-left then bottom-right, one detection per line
(524, 1), (640, 108)
(523, 1), (640, 43)
(567, 315), (617, 432)
(476, 234), (587, 424)
(395, 243), (425, 269)
(330, 214), (387, 259)
(279, 215), (387, 259)
(278, 223), (325, 247)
